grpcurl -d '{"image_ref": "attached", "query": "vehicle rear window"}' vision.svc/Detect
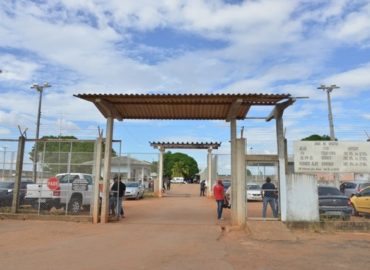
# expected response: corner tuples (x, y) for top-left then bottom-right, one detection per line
(359, 182), (370, 190)
(0, 182), (13, 189)
(247, 185), (261, 190)
(126, 182), (139, 187)
(318, 186), (342, 196)
(345, 183), (356, 189)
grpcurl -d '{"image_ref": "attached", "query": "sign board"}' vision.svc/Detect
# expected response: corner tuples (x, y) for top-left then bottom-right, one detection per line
(72, 178), (88, 191)
(47, 177), (59, 190)
(294, 141), (370, 173)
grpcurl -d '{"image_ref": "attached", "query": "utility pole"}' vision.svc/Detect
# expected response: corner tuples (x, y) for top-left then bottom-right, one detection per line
(317, 84), (339, 140)
(31, 82), (51, 182)
(318, 84), (340, 188)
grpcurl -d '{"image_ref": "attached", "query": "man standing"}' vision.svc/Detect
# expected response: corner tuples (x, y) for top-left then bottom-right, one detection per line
(200, 180), (206, 196)
(213, 180), (225, 220)
(110, 176), (126, 218)
(261, 177), (277, 218)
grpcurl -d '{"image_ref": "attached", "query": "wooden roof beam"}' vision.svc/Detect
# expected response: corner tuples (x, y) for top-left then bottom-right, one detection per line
(266, 98), (295, 121)
(226, 99), (243, 122)
(94, 98), (123, 121)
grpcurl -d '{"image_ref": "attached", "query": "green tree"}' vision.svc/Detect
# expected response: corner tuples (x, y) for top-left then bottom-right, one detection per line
(29, 135), (116, 175)
(301, 134), (332, 141)
(163, 152), (199, 179)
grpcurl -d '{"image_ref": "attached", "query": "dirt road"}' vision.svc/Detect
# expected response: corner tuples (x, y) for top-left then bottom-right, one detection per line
(1, 184), (369, 270)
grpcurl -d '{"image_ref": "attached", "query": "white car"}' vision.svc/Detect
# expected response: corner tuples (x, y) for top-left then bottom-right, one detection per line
(246, 183), (262, 201)
(224, 183), (262, 207)
(170, 177), (186, 184)
(125, 182), (145, 200)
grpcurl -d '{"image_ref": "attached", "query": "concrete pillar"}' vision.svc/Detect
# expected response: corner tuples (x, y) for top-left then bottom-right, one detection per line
(11, 136), (25, 213)
(155, 146), (164, 197)
(235, 138), (246, 226)
(276, 116), (287, 222)
(207, 147), (213, 197)
(211, 154), (217, 190)
(101, 117), (114, 223)
(230, 119), (238, 223)
(92, 136), (103, 224)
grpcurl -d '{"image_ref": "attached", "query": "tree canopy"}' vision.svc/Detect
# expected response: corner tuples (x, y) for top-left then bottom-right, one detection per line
(163, 152), (199, 179)
(29, 135), (116, 175)
(301, 134), (332, 141)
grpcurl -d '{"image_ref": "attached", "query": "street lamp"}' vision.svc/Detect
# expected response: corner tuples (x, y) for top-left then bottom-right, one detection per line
(31, 82), (51, 182)
(317, 84), (339, 141)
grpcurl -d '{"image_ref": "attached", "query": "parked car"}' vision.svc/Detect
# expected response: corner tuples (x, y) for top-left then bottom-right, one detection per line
(170, 177), (186, 184)
(246, 183), (262, 201)
(340, 181), (370, 197)
(318, 186), (352, 220)
(350, 187), (370, 216)
(0, 180), (33, 207)
(125, 182), (145, 200)
(25, 173), (93, 213)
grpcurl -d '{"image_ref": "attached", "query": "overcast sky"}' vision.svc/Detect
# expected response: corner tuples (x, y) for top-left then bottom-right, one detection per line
(1, 0), (370, 171)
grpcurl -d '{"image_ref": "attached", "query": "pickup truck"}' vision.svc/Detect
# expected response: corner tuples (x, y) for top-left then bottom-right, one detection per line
(25, 173), (94, 214)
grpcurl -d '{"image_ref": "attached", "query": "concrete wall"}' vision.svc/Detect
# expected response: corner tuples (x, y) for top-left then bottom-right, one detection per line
(286, 174), (319, 222)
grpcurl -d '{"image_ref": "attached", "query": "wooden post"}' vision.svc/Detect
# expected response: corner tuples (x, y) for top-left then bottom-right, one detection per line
(11, 136), (25, 213)
(101, 117), (114, 223)
(92, 135), (103, 224)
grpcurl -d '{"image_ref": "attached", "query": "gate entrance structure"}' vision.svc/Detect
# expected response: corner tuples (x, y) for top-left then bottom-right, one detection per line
(75, 93), (295, 225)
(150, 141), (221, 197)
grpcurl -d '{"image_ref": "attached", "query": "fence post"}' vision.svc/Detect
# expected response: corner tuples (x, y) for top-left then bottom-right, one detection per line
(11, 136), (25, 213)
(92, 136), (103, 224)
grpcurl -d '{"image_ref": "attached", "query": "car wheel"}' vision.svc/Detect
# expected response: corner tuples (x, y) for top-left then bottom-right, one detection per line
(68, 197), (82, 214)
(352, 204), (359, 216)
(135, 193), (140, 200)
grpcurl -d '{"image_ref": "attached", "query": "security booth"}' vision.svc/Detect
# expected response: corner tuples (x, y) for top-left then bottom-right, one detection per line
(74, 93), (295, 225)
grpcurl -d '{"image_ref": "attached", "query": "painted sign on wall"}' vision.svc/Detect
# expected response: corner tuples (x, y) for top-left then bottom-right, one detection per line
(294, 141), (370, 173)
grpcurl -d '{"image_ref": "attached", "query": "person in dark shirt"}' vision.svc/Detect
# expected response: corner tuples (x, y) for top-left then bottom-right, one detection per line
(261, 177), (277, 218)
(200, 180), (206, 196)
(110, 176), (126, 218)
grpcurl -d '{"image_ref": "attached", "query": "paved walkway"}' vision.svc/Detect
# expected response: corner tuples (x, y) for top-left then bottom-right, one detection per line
(1, 184), (370, 270)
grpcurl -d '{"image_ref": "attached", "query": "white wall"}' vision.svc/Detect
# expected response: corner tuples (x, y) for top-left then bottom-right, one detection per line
(285, 174), (319, 222)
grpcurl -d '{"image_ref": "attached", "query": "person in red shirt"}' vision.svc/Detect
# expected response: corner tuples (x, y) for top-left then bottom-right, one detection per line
(213, 179), (225, 220)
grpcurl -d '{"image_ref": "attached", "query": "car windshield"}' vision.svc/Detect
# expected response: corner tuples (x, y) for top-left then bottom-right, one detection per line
(247, 185), (261, 190)
(126, 182), (139, 188)
(318, 186), (342, 196)
(0, 182), (13, 189)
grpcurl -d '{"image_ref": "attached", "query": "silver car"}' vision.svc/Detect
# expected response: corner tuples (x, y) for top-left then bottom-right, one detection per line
(340, 181), (370, 197)
(125, 182), (145, 200)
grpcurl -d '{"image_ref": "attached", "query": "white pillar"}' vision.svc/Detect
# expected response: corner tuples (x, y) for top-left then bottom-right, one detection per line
(236, 138), (246, 226)
(207, 147), (213, 197)
(230, 119), (238, 224)
(101, 117), (114, 223)
(211, 154), (217, 190)
(156, 146), (164, 197)
(276, 116), (287, 222)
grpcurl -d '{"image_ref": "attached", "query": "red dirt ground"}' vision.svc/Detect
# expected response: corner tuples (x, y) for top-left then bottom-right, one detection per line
(0, 184), (369, 270)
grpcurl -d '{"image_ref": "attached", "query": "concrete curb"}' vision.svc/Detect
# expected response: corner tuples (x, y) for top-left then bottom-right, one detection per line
(0, 213), (92, 223)
(286, 221), (370, 232)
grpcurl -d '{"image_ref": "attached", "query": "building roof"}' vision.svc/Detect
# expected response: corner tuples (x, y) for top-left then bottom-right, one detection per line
(74, 93), (292, 121)
(150, 142), (221, 149)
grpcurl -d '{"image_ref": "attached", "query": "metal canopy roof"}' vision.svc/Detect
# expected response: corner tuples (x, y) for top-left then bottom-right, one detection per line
(150, 142), (221, 149)
(74, 93), (292, 121)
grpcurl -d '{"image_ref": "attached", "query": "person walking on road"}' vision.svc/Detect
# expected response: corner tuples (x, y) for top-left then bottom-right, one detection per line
(261, 177), (277, 218)
(200, 180), (206, 196)
(213, 179), (225, 220)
